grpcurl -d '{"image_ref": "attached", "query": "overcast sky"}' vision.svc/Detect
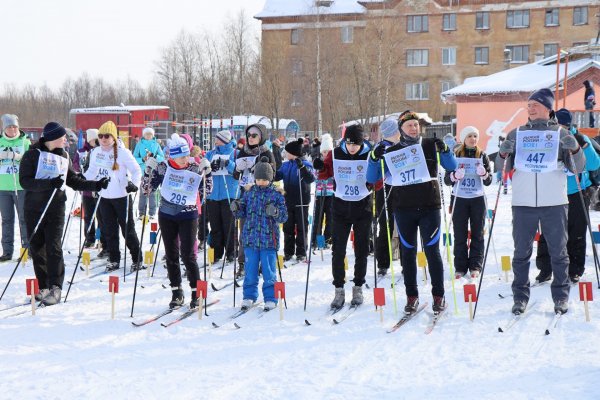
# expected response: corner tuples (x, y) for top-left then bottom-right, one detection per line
(3, 0), (266, 89)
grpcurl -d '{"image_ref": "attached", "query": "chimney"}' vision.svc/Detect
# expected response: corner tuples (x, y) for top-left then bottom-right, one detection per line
(535, 51), (544, 62)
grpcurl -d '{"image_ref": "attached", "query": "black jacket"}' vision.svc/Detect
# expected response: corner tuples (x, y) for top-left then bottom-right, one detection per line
(19, 141), (98, 212)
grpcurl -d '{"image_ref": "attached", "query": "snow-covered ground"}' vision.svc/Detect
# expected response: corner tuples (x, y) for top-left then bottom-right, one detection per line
(1, 183), (599, 400)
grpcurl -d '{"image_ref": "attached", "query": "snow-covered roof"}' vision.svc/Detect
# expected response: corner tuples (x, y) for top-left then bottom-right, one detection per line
(255, 0), (366, 19)
(70, 106), (169, 114)
(341, 111), (433, 127)
(442, 56), (600, 102)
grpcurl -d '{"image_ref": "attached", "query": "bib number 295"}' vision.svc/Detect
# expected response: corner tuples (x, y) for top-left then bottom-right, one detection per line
(169, 193), (188, 205)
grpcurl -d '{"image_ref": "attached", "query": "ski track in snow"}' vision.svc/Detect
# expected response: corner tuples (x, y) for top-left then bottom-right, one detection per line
(0, 186), (599, 399)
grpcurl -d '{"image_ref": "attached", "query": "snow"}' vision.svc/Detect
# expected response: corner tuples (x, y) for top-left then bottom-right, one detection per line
(256, 0), (366, 19)
(70, 106), (170, 114)
(2, 182), (600, 399)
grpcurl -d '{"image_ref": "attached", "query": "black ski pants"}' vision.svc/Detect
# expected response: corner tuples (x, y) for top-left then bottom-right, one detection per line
(452, 195), (486, 274)
(159, 215), (200, 289)
(375, 187), (394, 270)
(283, 200), (308, 258)
(82, 195), (107, 246)
(99, 196), (141, 264)
(331, 210), (371, 288)
(207, 199), (235, 260)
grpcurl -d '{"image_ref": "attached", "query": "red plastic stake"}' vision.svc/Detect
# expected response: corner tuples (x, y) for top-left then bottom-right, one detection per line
(196, 280), (208, 299)
(275, 282), (286, 321)
(373, 287), (386, 323)
(151, 222), (158, 232)
(579, 282), (593, 322)
(109, 275), (119, 320)
(26, 278), (39, 315)
(464, 284), (477, 321)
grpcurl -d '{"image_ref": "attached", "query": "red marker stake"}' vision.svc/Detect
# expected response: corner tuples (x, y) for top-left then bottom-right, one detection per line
(197, 280), (207, 320)
(109, 276), (119, 320)
(463, 284), (477, 321)
(374, 287), (386, 323)
(275, 282), (286, 321)
(26, 278), (39, 316)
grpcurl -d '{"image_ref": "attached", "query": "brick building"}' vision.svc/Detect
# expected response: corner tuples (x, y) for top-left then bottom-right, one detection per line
(255, 0), (599, 135)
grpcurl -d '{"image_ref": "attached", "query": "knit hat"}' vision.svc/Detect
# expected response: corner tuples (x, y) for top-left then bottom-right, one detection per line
(344, 124), (364, 145)
(215, 130), (232, 145)
(237, 137), (246, 146)
(142, 127), (155, 137)
(253, 156), (274, 182)
(41, 122), (67, 143)
(528, 88), (554, 110)
(320, 133), (334, 152)
(285, 138), (304, 157)
(1, 114), (19, 130)
(555, 108), (572, 127)
(459, 126), (479, 143)
(379, 118), (399, 138)
(398, 110), (420, 130)
(86, 129), (99, 143)
(169, 133), (190, 158)
(245, 124), (267, 146)
(98, 121), (118, 141)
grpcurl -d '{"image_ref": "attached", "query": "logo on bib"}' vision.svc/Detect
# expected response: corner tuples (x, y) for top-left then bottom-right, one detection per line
(411, 148), (417, 154)
(357, 165), (363, 172)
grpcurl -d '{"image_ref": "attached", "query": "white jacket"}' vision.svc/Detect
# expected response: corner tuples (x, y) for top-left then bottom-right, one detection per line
(84, 146), (141, 199)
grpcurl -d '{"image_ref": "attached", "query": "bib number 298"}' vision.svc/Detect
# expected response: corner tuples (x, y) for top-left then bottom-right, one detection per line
(169, 193), (188, 205)
(344, 185), (360, 196)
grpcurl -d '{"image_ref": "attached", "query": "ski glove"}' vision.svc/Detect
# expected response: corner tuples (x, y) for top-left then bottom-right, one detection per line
(219, 158), (229, 168)
(499, 139), (515, 156)
(573, 132), (588, 148)
(210, 159), (221, 172)
(230, 199), (241, 213)
(126, 181), (138, 193)
(265, 203), (278, 218)
(50, 175), (64, 189)
(235, 158), (249, 171)
(198, 158), (211, 174)
(451, 167), (465, 182)
(145, 157), (158, 173)
(370, 143), (386, 161)
(433, 138), (449, 153)
(560, 134), (579, 152)
(95, 177), (110, 191)
(476, 164), (487, 177)
(295, 158), (305, 169)
(312, 157), (325, 171)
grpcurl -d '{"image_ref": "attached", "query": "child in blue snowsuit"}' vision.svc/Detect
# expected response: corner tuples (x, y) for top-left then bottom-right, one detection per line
(231, 156), (287, 311)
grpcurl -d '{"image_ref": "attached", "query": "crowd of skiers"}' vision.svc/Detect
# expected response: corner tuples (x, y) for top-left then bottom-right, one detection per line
(1, 86), (599, 316)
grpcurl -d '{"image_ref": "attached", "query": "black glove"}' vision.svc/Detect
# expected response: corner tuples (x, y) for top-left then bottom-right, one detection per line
(211, 159), (221, 172)
(50, 175), (64, 189)
(370, 143), (386, 161)
(573, 132), (587, 148)
(125, 181), (138, 193)
(230, 199), (241, 213)
(313, 157), (325, 171)
(295, 158), (304, 169)
(95, 177), (110, 191)
(219, 158), (229, 168)
(433, 138), (448, 153)
(265, 203), (278, 218)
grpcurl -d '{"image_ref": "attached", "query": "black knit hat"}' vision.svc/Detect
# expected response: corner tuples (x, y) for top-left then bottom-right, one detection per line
(528, 88), (554, 111)
(41, 122), (67, 143)
(253, 156), (274, 182)
(285, 138), (304, 157)
(555, 108), (572, 127)
(344, 124), (364, 145)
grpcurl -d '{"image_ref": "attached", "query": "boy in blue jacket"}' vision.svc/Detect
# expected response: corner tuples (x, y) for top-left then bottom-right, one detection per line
(275, 138), (315, 263)
(231, 157), (287, 311)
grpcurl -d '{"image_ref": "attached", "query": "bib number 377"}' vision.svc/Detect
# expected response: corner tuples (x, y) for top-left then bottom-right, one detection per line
(399, 168), (415, 183)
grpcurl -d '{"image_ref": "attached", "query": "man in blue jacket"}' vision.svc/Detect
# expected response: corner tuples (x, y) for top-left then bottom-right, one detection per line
(133, 127), (164, 219)
(205, 130), (239, 263)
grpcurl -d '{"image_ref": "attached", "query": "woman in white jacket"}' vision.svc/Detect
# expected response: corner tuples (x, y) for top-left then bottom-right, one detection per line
(84, 121), (142, 272)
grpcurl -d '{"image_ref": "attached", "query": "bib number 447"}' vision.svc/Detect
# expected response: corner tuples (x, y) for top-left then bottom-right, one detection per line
(526, 153), (545, 164)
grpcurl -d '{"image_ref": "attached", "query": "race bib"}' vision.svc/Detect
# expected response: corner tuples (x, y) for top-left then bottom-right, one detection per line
(0, 165), (19, 175)
(332, 157), (370, 201)
(0, 143), (25, 175)
(383, 144), (431, 186)
(238, 155), (258, 186)
(514, 129), (559, 173)
(211, 154), (230, 176)
(34, 151), (68, 190)
(453, 157), (484, 198)
(88, 149), (114, 180)
(161, 166), (201, 206)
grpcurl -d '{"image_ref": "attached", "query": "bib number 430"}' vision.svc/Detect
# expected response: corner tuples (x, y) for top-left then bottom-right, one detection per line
(526, 153), (545, 164)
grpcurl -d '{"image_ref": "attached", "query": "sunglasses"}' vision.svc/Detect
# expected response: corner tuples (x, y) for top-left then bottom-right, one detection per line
(248, 133), (260, 138)
(98, 134), (112, 139)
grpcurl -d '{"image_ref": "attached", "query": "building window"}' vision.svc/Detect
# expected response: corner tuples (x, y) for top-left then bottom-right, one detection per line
(441, 81), (456, 93)
(474, 47), (489, 64)
(506, 45), (529, 63)
(475, 12), (489, 29)
(406, 49), (429, 67)
(408, 15), (428, 32)
(291, 59), (303, 76)
(507, 10), (530, 28)
(544, 43), (558, 59)
(545, 8), (559, 26)
(406, 82), (429, 100)
(291, 29), (301, 45)
(442, 48), (456, 65)
(291, 90), (302, 106)
(442, 13), (456, 31)
(341, 26), (353, 44)
(573, 7), (588, 25)
(573, 41), (588, 47)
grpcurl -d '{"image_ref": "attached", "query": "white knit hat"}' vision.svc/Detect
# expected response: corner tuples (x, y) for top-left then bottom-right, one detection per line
(459, 126), (479, 143)
(142, 127), (155, 137)
(320, 133), (334, 152)
(86, 129), (99, 143)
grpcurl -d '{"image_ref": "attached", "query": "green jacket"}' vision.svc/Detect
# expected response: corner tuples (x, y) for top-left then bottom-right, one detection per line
(0, 130), (31, 191)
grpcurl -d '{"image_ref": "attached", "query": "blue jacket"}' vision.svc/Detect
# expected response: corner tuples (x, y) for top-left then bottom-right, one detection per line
(567, 135), (600, 195)
(233, 184), (288, 250)
(275, 158), (315, 205)
(133, 138), (165, 170)
(205, 142), (239, 201)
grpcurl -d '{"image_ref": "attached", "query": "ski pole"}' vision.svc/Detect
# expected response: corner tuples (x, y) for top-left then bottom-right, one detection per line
(303, 184), (320, 312)
(297, 167), (308, 259)
(380, 159), (399, 316)
(219, 173), (240, 280)
(61, 190), (79, 246)
(150, 229), (162, 278)
(272, 222), (288, 309)
(201, 171), (209, 316)
(123, 193), (130, 282)
(472, 159), (508, 319)
(0, 188), (58, 303)
(437, 152), (458, 315)
(130, 197), (150, 317)
(64, 194), (104, 302)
